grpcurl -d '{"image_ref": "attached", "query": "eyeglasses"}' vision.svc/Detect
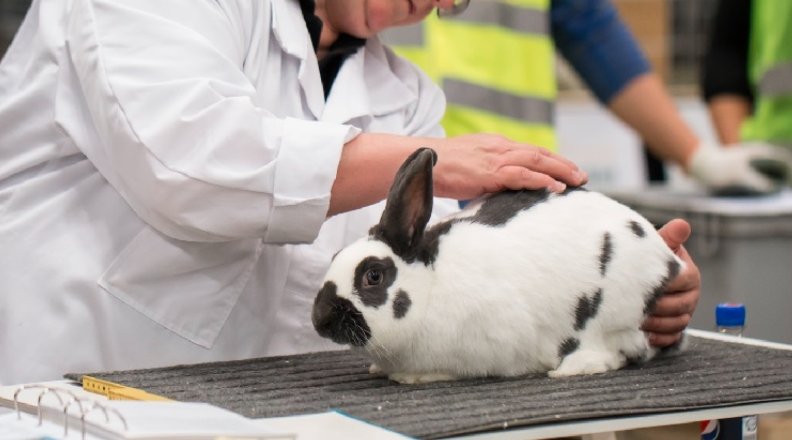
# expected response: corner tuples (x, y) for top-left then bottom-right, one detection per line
(437, 0), (470, 17)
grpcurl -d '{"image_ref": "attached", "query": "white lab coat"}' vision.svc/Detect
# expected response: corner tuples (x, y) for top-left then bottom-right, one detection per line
(0, 0), (457, 384)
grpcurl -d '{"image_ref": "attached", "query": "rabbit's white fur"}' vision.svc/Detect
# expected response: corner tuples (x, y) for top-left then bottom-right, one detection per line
(313, 149), (684, 384)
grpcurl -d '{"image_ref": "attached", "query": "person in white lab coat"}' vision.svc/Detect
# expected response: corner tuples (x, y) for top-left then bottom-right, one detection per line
(0, 0), (700, 385)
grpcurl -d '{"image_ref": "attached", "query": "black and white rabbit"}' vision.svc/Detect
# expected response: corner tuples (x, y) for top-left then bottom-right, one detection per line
(312, 148), (684, 384)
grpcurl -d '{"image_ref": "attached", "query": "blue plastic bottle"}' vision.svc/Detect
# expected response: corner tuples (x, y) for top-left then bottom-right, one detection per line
(716, 303), (746, 336)
(700, 303), (757, 440)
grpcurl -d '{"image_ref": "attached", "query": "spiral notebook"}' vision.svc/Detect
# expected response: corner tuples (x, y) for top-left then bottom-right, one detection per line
(0, 382), (295, 440)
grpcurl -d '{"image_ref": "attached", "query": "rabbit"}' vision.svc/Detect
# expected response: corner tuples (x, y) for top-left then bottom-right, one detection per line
(312, 148), (685, 384)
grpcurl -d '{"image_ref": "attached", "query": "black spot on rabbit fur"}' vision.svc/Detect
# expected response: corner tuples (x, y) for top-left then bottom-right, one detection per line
(312, 281), (371, 346)
(574, 288), (603, 331)
(643, 259), (682, 314)
(559, 337), (580, 358)
(394, 187), (586, 266)
(599, 233), (613, 276)
(628, 220), (646, 237)
(472, 186), (586, 227)
(354, 257), (398, 308)
(471, 189), (550, 226)
(392, 290), (412, 319)
(409, 221), (454, 266)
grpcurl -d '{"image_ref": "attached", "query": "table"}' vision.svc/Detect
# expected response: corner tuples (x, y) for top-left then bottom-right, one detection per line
(55, 329), (792, 439)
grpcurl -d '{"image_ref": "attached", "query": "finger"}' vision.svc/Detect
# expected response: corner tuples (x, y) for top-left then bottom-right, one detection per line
(748, 143), (792, 164)
(533, 147), (583, 172)
(647, 332), (683, 348)
(664, 255), (701, 297)
(743, 167), (780, 193)
(642, 314), (691, 334)
(649, 282), (699, 316)
(497, 166), (567, 193)
(499, 144), (581, 169)
(500, 148), (587, 186)
(657, 219), (691, 252)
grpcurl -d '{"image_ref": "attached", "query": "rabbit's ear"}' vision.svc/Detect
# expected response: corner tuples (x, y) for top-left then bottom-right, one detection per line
(375, 148), (437, 258)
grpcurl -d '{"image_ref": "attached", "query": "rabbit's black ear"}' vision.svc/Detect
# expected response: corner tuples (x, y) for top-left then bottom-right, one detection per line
(375, 148), (437, 258)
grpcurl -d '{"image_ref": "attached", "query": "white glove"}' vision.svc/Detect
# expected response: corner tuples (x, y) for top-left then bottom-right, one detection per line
(687, 142), (792, 196)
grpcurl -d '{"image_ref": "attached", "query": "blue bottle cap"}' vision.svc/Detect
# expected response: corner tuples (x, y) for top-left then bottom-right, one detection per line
(716, 303), (746, 327)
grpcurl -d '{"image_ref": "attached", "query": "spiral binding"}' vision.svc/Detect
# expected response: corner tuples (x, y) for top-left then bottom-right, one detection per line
(12, 384), (128, 439)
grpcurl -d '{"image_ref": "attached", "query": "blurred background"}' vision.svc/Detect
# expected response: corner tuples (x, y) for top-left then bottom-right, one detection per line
(554, 0), (720, 190)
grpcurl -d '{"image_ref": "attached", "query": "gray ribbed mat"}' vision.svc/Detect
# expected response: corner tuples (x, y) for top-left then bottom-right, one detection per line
(66, 336), (792, 439)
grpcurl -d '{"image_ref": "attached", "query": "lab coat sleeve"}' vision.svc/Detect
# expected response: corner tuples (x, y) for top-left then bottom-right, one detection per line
(63, 0), (357, 244)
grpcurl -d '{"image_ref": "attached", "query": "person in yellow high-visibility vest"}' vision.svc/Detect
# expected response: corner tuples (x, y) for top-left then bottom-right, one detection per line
(386, 0), (559, 149)
(384, 0), (792, 195)
(698, 0), (792, 194)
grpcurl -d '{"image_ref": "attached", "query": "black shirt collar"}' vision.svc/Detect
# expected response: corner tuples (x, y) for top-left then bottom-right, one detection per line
(297, 0), (366, 97)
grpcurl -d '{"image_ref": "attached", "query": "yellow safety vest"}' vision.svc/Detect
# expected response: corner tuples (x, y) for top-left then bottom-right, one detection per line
(741, 0), (792, 145)
(383, 0), (557, 150)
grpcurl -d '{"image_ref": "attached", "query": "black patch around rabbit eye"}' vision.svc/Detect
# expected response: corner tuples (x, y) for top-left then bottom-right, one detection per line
(559, 337), (580, 359)
(643, 258), (682, 314)
(312, 281), (371, 346)
(574, 288), (603, 331)
(354, 256), (397, 308)
(628, 220), (646, 237)
(598, 233), (613, 276)
(392, 290), (411, 319)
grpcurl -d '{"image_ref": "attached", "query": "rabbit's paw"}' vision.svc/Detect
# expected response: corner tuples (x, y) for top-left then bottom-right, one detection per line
(548, 349), (622, 378)
(388, 372), (458, 384)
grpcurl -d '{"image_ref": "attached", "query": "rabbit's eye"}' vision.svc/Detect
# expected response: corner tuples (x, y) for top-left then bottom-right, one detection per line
(364, 268), (383, 286)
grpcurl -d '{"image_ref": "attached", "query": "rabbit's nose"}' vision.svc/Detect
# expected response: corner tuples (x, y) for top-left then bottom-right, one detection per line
(312, 281), (371, 346)
(312, 282), (339, 336)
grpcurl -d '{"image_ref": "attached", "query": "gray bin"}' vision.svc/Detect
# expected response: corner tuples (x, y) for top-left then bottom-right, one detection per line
(607, 186), (792, 344)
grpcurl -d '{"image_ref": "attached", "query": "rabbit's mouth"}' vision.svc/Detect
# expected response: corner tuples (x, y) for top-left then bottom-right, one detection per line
(313, 281), (371, 346)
